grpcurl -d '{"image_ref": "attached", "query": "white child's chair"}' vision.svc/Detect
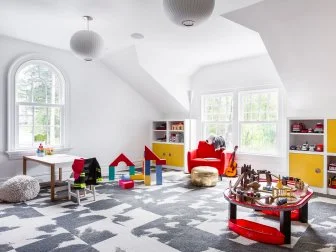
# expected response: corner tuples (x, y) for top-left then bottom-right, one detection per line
(67, 178), (96, 205)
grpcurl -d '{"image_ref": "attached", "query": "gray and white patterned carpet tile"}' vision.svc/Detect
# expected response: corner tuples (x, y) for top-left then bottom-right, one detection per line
(1, 171), (336, 252)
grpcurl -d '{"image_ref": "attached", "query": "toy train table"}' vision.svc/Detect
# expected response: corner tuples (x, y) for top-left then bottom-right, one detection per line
(223, 166), (313, 245)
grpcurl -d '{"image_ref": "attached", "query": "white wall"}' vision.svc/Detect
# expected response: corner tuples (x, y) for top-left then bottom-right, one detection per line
(224, 0), (336, 118)
(0, 35), (161, 180)
(191, 54), (287, 175)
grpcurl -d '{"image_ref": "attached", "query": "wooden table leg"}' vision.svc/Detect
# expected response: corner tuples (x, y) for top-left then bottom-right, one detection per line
(23, 157), (27, 175)
(51, 164), (55, 201)
(299, 203), (308, 223)
(59, 167), (62, 182)
(280, 210), (291, 244)
(229, 202), (237, 220)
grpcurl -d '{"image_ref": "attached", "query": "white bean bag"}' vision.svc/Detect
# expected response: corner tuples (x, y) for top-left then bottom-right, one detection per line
(0, 175), (40, 203)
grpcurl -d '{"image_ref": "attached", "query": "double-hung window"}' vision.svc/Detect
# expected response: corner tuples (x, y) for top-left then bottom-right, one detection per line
(7, 55), (68, 157)
(201, 93), (233, 149)
(239, 89), (279, 155)
(201, 88), (280, 155)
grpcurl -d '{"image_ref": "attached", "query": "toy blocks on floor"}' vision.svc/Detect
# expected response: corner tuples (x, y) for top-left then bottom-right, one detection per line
(109, 153), (135, 181)
(109, 146), (166, 187)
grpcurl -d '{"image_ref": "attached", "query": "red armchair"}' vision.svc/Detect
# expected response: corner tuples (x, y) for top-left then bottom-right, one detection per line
(187, 141), (226, 176)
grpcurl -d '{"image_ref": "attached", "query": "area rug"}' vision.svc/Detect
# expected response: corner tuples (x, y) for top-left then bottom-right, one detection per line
(0, 171), (335, 252)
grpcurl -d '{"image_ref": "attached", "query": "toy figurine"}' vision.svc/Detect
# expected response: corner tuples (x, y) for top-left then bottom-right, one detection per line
(309, 145), (316, 152)
(36, 143), (45, 157)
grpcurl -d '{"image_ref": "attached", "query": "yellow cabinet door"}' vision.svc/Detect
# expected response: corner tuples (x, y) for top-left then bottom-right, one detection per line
(327, 119), (336, 153)
(152, 143), (184, 167)
(289, 153), (324, 187)
(152, 143), (164, 159)
(166, 144), (184, 167)
(152, 143), (173, 164)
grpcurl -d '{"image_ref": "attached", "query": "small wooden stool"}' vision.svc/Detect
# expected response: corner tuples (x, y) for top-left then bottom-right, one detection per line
(191, 166), (218, 187)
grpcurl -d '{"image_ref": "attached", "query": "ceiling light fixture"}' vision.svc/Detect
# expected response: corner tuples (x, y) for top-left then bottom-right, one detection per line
(163, 0), (215, 27)
(70, 16), (104, 61)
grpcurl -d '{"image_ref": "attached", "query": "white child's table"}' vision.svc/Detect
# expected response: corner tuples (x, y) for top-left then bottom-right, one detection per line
(23, 154), (82, 201)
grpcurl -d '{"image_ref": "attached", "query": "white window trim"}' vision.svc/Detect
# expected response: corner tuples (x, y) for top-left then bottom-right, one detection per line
(201, 86), (283, 157)
(6, 54), (71, 159)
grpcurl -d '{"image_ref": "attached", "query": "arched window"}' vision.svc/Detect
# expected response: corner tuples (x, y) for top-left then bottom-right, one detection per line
(7, 55), (69, 157)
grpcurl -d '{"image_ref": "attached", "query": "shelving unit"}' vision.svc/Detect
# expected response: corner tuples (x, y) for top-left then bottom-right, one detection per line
(288, 118), (336, 195)
(152, 119), (196, 171)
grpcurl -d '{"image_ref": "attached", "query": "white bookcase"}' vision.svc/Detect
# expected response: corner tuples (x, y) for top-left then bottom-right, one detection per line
(151, 119), (196, 172)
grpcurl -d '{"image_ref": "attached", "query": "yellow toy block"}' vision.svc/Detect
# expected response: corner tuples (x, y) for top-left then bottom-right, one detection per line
(130, 174), (144, 180)
(144, 175), (151, 186)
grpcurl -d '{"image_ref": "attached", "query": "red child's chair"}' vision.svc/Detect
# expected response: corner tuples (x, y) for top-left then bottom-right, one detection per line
(187, 141), (226, 177)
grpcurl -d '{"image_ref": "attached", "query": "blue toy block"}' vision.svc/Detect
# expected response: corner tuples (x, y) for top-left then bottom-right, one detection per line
(120, 174), (131, 181)
(145, 160), (151, 175)
(156, 165), (162, 185)
(129, 166), (135, 175)
(109, 166), (115, 180)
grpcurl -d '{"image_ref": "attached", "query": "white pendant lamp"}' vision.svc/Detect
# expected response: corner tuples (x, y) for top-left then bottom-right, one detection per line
(163, 0), (215, 27)
(70, 16), (104, 61)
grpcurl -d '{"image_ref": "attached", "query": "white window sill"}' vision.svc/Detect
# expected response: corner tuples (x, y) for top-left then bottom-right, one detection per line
(5, 147), (72, 160)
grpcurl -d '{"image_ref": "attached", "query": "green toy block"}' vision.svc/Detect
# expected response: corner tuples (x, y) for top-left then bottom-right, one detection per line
(109, 166), (115, 180)
(129, 166), (135, 175)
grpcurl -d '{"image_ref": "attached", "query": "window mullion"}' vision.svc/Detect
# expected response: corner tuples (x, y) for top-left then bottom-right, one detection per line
(32, 105), (35, 147)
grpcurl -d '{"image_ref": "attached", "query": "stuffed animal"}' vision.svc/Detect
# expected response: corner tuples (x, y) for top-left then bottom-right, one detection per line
(206, 134), (226, 151)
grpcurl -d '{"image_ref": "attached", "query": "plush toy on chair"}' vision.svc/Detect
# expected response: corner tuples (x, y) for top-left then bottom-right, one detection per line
(0, 175), (40, 203)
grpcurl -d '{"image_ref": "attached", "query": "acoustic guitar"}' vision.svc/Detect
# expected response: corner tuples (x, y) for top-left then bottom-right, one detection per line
(225, 145), (238, 177)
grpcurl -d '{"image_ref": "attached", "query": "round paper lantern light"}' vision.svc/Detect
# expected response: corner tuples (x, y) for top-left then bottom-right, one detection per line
(70, 16), (104, 61)
(163, 0), (215, 27)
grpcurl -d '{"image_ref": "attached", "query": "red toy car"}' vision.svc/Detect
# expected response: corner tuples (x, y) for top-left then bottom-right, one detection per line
(314, 123), (324, 133)
(292, 123), (305, 133)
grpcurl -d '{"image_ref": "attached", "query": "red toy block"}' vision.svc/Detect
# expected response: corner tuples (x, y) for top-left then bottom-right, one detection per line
(110, 153), (135, 167)
(144, 146), (166, 165)
(119, 180), (134, 189)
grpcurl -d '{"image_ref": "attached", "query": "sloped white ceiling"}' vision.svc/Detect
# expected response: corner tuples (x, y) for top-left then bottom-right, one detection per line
(224, 0), (336, 114)
(102, 46), (187, 115)
(0, 0), (266, 114)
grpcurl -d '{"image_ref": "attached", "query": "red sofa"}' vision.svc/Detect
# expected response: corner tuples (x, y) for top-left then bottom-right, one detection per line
(187, 141), (226, 176)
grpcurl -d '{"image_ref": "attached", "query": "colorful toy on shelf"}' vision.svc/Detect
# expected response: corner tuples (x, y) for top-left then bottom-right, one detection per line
(309, 144), (316, 152)
(301, 142), (309, 151)
(292, 122), (305, 133)
(314, 122), (324, 133)
(328, 162), (336, 171)
(156, 123), (166, 130)
(316, 144), (324, 152)
(329, 176), (336, 188)
(171, 122), (184, 131)
(36, 143), (45, 157)
(290, 145), (296, 150)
